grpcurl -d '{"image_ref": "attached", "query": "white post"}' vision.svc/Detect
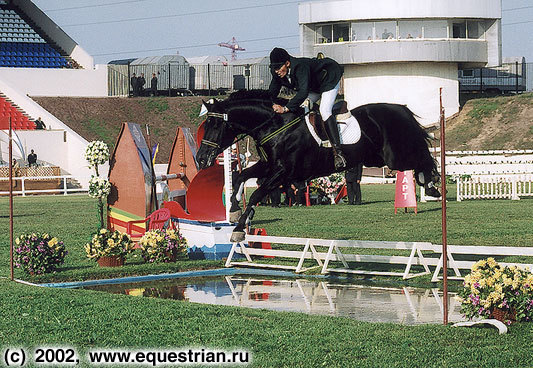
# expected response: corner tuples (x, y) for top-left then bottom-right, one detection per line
(223, 148), (232, 223)
(63, 176), (68, 195)
(21, 177), (25, 197)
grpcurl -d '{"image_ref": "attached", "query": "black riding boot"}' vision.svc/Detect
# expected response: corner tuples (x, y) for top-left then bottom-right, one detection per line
(324, 115), (347, 170)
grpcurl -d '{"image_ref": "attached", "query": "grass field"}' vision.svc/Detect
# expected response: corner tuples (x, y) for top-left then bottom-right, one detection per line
(1, 185), (533, 367)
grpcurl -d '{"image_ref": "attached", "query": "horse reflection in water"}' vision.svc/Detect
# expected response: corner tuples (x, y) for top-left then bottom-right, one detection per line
(196, 90), (441, 242)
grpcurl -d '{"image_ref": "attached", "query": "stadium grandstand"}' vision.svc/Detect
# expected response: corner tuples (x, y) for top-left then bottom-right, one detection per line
(0, 0), (108, 191)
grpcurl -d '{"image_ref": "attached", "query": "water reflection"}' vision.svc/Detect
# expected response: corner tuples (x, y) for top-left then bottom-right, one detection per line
(87, 276), (464, 325)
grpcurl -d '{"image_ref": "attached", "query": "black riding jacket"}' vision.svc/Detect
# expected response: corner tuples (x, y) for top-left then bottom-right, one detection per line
(268, 56), (343, 111)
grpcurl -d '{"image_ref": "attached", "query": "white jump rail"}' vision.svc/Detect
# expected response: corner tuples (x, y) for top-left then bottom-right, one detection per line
(0, 175), (86, 196)
(431, 244), (533, 282)
(226, 234), (438, 279)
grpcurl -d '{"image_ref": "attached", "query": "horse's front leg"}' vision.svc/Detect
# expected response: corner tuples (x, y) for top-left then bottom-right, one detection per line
(230, 169), (283, 243)
(229, 161), (268, 223)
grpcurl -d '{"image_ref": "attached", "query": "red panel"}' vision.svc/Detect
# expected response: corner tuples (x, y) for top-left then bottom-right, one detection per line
(163, 164), (226, 222)
(185, 164), (226, 222)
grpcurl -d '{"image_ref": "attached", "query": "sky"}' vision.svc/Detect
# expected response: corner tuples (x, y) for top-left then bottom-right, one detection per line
(31, 0), (533, 65)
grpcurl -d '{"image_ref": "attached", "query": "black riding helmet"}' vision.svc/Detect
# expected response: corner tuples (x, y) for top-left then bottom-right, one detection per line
(269, 47), (290, 70)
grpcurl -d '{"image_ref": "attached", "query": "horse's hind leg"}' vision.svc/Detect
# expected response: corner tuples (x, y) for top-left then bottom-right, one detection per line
(414, 162), (441, 198)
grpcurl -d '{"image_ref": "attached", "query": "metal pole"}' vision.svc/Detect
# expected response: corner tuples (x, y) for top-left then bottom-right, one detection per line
(515, 61), (518, 94)
(439, 88), (448, 325)
(168, 63), (171, 97)
(479, 67), (483, 93)
(9, 117), (14, 281)
(208, 63), (211, 96)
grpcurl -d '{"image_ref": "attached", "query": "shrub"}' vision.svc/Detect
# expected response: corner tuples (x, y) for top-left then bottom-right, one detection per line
(139, 229), (188, 263)
(85, 229), (134, 261)
(14, 233), (67, 275)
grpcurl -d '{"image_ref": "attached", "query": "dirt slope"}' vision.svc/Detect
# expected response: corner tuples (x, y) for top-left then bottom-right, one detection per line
(445, 93), (533, 150)
(32, 93), (533, 166)
(32, 96), (205, 164)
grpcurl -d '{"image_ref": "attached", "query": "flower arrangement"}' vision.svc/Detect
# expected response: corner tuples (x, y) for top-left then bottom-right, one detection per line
(311, 173), (345, 197)
(88, 176), (111, 199)
(456, 258), (533, 324)
(85, 140), (110, 169)
(84, 140), (111, 228)
(14, 233), (67, 275)
(139, 229), (188, 263)
(85, 228), (134, 261)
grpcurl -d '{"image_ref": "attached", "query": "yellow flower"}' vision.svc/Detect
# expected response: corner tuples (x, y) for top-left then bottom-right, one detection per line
(48, 237), (58, 247)
(100, 228), (108, 234)
(15, 238), (20, 245)
(107, 238), (115, 247)
(486, 258), (497, 268)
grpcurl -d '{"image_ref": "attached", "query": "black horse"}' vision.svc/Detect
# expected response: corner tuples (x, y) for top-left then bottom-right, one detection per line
(196, 90), (440, 242)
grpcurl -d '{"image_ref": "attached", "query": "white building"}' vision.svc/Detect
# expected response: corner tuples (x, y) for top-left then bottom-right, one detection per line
(299, 0), (502, 126)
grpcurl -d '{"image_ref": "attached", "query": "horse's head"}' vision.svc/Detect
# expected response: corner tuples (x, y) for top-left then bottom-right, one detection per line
(196, 99), (237, 170)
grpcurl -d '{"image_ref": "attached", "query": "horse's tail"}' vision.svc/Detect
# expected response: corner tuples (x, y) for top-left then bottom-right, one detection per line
(355, 103), (438, 180)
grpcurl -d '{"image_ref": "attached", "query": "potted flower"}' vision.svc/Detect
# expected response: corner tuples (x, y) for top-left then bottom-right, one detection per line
(13, 233), (67, 275)
(456, 258), (533, 324)
(85, 228), (134, 267)
(139, 228), (188, 263)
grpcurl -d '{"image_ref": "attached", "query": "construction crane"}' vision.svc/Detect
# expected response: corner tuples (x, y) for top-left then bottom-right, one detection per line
(218, 37), (245, 60)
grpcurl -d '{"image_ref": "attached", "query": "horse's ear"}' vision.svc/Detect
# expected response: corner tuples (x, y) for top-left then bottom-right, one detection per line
(199, 100), (210, 117)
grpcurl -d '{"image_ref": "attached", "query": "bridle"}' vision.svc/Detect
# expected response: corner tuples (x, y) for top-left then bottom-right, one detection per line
(201, 105), (311, 153)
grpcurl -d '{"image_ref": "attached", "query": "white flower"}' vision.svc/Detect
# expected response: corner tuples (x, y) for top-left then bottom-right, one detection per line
(88, 176), (111, 199)
(85, 140), (110, 168)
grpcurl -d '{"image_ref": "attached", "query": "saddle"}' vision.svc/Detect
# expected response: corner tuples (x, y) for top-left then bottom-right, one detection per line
(308, 100), (351, 141)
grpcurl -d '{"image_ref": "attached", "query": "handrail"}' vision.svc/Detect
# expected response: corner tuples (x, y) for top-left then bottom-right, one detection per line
(0, 174), (87, 196)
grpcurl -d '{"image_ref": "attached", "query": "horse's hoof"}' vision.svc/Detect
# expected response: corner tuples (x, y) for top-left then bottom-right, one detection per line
(425, 186), (441, 198)
(230, 231), (246, 243)
(229, 210), (242, 223)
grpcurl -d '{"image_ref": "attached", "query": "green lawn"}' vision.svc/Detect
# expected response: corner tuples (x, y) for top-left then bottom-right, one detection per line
(1, 186), (533, 367)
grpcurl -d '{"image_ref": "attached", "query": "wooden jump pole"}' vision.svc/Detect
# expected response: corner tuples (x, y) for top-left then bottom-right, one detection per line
(439, 88), (449, 325)
(9, 117), (14, 281)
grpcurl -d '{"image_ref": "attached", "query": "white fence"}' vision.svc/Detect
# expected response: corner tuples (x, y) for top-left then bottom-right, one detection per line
(423, 150), (533, 202)
(457, 174), (533, 201)
(0, 175), (86, 196)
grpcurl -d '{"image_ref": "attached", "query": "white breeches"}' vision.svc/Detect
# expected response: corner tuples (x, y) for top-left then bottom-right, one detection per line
(307, 81), (341, 121)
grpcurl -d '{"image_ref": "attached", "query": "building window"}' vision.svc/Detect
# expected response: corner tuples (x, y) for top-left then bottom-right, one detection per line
(351, 21), (373, 41)
(452, 21), (467, 38)
(316, 24), (332, 43)
(376, 21), (396, 39)
(333, 23), (349, 42)
(398, 20), (423, 39)
(461, 69), (474, 77)
(423, 20), (448, 38)
(467, 20), (484, 39)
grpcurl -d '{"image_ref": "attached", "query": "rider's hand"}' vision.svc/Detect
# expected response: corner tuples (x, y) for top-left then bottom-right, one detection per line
(273, 104), (288, 114)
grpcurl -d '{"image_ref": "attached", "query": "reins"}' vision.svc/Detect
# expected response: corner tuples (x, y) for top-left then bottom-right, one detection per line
(206, 108), (311, 161)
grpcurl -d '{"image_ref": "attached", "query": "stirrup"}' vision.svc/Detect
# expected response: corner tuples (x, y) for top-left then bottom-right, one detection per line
(334, 152), (347, 170)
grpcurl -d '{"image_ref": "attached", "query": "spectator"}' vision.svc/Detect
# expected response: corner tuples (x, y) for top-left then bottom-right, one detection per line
(34, 117), (45, 129)
(151, 73), (158, 96)
(138, 73), (146, 96)
(11, 158), (19, 188)
(130, 73), (138, 97)
(345, 163), (363, 205)
(27, 149), (37, 167)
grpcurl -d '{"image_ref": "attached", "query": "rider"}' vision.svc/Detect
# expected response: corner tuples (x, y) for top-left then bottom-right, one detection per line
(268, 47), (346, 170)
